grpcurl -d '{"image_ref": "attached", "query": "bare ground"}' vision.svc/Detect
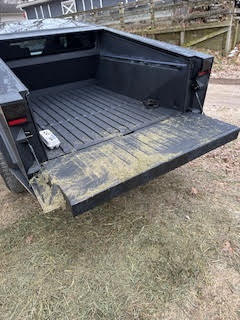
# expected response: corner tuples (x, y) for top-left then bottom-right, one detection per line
(0, 83), (239, 320)
(210, 47), (240, 80)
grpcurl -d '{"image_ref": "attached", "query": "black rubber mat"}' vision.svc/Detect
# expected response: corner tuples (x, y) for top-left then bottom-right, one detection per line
(29, 81), (178, 159)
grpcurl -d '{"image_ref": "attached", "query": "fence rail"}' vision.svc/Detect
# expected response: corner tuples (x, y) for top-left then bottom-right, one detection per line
(66, 0), (240, 54)
(68, 0), (233, 30)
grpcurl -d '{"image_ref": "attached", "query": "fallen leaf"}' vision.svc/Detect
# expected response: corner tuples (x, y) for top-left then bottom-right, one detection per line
(222, 241), (234, 255)
(191, 187), (198, 195)
(25, 235), (33, 244)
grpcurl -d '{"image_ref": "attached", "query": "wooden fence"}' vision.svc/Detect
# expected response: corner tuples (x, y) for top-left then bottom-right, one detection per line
(67, 0), (240, 54)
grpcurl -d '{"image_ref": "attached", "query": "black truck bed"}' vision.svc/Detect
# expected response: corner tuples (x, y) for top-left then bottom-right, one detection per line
(0, 24), (239, 216)
(29, 81), (178, 160)
(28, 81), (239, 215)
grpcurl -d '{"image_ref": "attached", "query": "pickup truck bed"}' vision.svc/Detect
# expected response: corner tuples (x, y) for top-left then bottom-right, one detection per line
(29, 80), (177, 159)
(0, 22), (239, 215)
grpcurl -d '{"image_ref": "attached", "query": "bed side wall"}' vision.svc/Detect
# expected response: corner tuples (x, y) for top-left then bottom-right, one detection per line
(11, 55), (98, 91)
(97, 30), (213, 113)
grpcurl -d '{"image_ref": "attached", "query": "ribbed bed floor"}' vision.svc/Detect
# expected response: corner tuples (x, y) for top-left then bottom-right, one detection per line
(29, 81), (178, 159)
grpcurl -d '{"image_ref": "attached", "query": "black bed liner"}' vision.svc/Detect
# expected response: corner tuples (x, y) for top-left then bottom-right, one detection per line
(31, 111), (239, 215)
(29, 81), (178, 159)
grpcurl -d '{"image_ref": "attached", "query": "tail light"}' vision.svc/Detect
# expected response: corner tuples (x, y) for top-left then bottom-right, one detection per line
(198, 70), (210, 77)
(3, 102), (28, 127)
(8, 117), (28, 127)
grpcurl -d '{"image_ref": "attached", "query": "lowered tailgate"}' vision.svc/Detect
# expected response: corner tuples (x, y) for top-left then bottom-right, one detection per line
(31, 113), (239, 215)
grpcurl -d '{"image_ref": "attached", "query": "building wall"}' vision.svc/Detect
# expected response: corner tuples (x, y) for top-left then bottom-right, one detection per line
(25, 6), (36, 19)
(24, 0), (121, 19)
(49, 0), (62, 17)
(42, 4), (51, 17)
(76, 0), (84, 12)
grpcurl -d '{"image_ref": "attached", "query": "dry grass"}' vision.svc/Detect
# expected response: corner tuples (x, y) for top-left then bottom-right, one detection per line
(0, 85), (239, 320)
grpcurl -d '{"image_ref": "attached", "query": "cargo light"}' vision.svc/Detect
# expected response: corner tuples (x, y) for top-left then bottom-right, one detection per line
(8, 117), (27, 127)
(198, 70), (210, 77)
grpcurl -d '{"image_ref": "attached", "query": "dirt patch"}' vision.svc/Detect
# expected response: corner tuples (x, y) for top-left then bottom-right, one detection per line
(203, 47), (240, 80)
(161, 266), (240, 320)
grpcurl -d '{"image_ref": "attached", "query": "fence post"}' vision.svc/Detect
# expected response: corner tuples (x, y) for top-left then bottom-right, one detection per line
(149, 0), (155, 28)
(119, 2), (125, 30)
(233, 20), (239, 48)
(225, 1), (235, 55)
(180, 30), (185, 46)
